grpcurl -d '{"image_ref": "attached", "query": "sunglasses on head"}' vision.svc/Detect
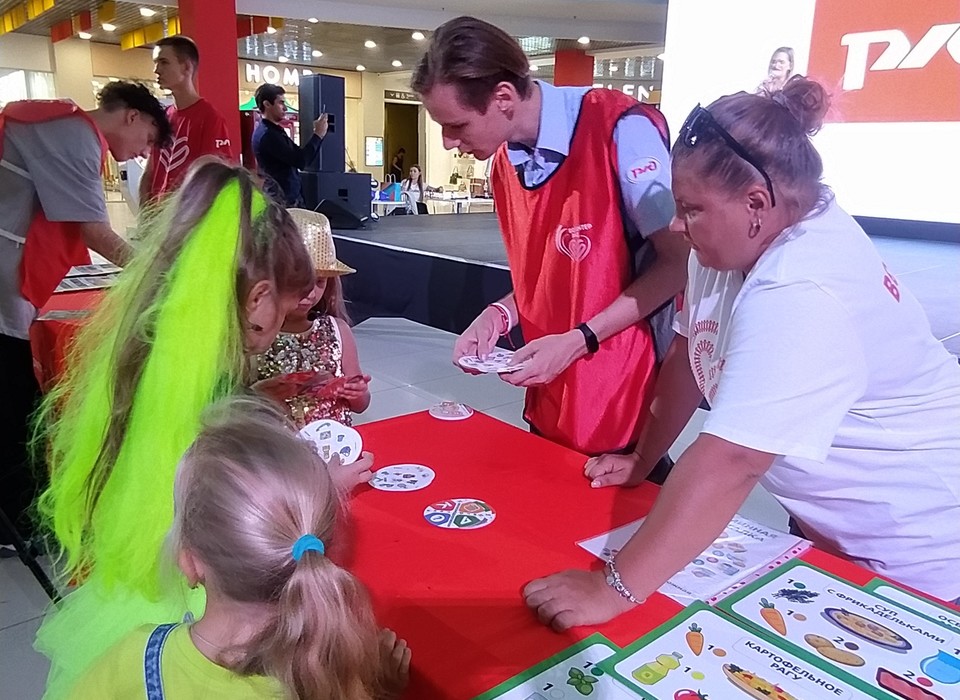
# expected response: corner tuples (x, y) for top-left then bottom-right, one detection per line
(679, 104), (777, 207)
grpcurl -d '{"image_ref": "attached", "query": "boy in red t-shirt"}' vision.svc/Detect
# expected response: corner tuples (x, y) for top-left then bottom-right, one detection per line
(140, 35), (235, 203)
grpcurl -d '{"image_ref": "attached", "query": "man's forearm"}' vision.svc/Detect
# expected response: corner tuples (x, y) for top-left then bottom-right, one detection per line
(80, 222), (133, 267)
(633, 336), (703, 475)
(587, 231), (687, 342)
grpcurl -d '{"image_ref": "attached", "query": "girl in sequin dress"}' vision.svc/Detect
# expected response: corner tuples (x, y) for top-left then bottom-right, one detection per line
(256, 209), (371, 428)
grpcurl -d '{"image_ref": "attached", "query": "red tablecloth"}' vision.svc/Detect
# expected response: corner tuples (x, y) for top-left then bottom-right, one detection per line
(29, 289), (102, 390)
(350, 411), (880, 699)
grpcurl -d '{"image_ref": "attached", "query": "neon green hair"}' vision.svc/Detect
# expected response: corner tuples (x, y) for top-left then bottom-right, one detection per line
(36, 173), (258, 597)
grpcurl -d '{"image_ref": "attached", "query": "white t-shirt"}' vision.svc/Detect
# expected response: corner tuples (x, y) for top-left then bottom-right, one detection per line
(674, 196), (960, 600)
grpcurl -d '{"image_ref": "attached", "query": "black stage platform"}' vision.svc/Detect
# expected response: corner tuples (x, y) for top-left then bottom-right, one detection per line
(333, 213), (515, 336)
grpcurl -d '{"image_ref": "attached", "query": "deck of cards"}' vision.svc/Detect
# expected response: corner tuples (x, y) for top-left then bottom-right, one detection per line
(298, 419), (362, 465)
(371, 464), (436, 492)
(457, 349), (527, 374)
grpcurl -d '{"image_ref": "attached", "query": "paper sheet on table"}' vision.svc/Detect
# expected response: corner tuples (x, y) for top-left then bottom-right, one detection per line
(576, 514), (810, 605)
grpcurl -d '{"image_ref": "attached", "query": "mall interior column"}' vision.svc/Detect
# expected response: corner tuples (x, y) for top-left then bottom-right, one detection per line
(52, 38), (96, 109)
(178, 0), (241, 154)
(553, 49), (594, 87)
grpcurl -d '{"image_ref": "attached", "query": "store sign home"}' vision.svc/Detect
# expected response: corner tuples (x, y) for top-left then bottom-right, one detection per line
(245, 62), (312, 87)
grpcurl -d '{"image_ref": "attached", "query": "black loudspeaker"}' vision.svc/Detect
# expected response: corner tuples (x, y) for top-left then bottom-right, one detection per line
(316, 200), (365, 230)
(301, 171), (372, 229)
(298, 73), (345, 173)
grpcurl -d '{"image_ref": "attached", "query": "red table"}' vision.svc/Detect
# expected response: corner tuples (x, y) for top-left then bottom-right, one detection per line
(29, 290), (102, 390)
(350, 411), (880, 699)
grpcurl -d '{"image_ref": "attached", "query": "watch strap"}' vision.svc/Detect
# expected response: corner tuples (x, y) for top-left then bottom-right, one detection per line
(577, 323), (599, 354)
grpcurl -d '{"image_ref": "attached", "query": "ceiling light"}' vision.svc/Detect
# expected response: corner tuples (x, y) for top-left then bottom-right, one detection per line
(577, 36), (590, 45)
(391, 59), (402, 68)
(364, 40), (376, 48)
(266, 26), (277, 34)
(139, 7), (156, 17)
(102, 23), (116, 31)
(308, 17), (319, 23)
(529, 64), (539, 72)
(412, 31), (425, 41)
(278, 56), (289, 63)
(312, 50), (323, 58)
(356, 64), (366, 72)
(78, 31), (92, 39)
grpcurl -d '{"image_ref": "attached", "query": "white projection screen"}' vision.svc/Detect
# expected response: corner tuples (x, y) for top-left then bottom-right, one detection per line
(659, 0), (960, 231)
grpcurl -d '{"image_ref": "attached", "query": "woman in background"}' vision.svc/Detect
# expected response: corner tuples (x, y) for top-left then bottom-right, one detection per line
(400, 164), (429, 214)
(758, 46), (794, 94)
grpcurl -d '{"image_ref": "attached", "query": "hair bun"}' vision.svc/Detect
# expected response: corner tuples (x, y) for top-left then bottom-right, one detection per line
(777, 76), (830, 135)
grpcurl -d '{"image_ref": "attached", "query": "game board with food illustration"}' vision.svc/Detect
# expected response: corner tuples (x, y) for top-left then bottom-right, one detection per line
(473, 634), (636, 699)
(718, 560), (960, 699)
(600, 602), (874, 700)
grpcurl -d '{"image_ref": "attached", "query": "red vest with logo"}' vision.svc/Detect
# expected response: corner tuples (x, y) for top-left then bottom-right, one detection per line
(491, 90), (669, 455)
(0, 100), (107, 309)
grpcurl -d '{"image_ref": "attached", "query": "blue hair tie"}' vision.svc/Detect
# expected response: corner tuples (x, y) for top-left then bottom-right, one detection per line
(291, 534), (325, 562)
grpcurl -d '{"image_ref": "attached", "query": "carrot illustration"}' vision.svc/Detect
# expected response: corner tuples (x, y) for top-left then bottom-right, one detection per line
(686, 623), (704, 656)
(760, 598), (787, 635)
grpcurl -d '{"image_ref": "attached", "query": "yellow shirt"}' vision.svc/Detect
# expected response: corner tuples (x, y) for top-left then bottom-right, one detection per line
(68, 624), (284, 699)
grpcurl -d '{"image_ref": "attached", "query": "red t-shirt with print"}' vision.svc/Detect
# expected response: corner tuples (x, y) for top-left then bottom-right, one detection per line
(146, 97), (235, 199)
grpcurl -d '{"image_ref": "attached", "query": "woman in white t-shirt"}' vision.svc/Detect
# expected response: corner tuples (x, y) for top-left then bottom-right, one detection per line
(524, 77), (960, 630)
(400, 164), (426, 214)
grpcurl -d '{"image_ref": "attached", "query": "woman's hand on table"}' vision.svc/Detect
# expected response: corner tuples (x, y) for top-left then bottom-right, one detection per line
(327, 451), (375, 493)
(584, 452), (646, 488)
(523, 569), (636, 632)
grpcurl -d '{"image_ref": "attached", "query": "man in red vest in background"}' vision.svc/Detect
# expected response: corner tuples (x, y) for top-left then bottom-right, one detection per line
(413, 17), (688, 476)
(140, 35), (234, 204)
(0, 81), (170, 552)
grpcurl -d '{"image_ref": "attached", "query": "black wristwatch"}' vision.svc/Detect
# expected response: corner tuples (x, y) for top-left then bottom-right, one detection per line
(577, 323), (599, 354)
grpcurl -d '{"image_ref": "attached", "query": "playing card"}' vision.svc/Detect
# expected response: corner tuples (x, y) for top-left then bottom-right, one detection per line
(457, 349), (527, 374)
(298, 419), (362, 465)
(428, 402), (474, 421)
(423, 498), (496, 530)
(371, 464), (436, 492)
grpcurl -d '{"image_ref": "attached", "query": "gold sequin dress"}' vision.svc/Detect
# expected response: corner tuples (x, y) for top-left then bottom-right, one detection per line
(256, 315), (352, 428)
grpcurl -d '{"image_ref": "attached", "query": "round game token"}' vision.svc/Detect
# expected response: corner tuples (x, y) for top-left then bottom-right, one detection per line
(423, 498), (496, 530)
(298, 419), (362, 465)
(428, 402), (474, 421)
(457, 350), (526, 374)
(371, 464), (436, 492)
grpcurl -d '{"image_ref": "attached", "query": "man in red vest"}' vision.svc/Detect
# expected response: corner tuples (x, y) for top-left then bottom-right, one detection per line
(140, 35), (235, 204)
(0, 81), (170, 551)
(413, 17), (688, 470)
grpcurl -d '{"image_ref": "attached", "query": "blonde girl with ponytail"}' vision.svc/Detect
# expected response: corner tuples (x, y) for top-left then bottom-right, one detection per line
(70, 396), (411, 699)
(34, 158), (317, 697)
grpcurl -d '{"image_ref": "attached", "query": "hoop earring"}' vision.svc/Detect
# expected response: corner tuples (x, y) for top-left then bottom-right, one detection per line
(248, 322), (263, 332)
(748, 218), (762, 239)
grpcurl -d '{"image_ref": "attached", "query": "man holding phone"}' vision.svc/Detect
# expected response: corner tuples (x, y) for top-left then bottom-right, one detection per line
(252, 83), (328, 207)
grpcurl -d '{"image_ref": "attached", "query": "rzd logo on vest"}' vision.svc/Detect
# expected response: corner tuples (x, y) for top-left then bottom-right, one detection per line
(808, 0), (959, 122)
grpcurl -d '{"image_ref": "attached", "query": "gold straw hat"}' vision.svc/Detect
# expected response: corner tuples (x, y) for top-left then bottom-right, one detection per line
(287, 208), (356, 276)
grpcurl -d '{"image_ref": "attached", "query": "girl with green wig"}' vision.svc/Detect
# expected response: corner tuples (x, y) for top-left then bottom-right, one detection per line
(33, 158), (315, 698)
